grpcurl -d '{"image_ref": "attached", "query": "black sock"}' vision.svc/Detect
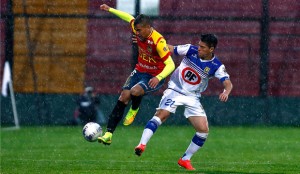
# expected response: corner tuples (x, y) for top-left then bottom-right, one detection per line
(106, 100), (127, 133)
(131, 94), (142, 110)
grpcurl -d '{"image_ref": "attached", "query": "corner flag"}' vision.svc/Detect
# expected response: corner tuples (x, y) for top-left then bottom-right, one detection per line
(1, 61), (20, 130)
(2, 61), (11, 97)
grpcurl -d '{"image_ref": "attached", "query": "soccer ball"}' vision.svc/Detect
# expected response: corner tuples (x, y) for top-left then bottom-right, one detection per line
(82, 122), (102, 142)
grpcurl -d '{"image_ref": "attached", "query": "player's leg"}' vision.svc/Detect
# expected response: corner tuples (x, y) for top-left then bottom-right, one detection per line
(99, 70), (139, 145)
(178, 116), (208, 170)
(123, 84), (144, 126)
(178, 117), (208, 171)
(123, 72), (166, 126)
(135, 89), (178, 156)
(98, 89), (131, 145)
(135, 109), (171, 156)
(178, 97), (208, 170)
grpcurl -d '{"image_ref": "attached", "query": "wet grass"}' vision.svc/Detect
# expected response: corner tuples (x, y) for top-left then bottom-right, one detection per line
(1, 126), (299, 173)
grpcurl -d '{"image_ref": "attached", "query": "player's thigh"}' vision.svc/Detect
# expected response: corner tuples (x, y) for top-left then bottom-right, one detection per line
(137, 76), (165, 95)
(188, 116), (209, 133)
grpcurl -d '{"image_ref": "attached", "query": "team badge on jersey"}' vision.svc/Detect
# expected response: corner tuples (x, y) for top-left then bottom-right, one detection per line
(204, 67), (210, 74)
(181, 67), (201, 85)
(147, 45), (152, 53)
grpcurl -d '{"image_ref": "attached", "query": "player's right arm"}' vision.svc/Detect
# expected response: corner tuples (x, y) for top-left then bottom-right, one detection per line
(100, 4), (134, 23)
(170, 44), (198, 56)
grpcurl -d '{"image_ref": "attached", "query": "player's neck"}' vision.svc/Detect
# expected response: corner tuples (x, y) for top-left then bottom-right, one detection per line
(146, 27), (153, 38)
(202, 53), (214, 60)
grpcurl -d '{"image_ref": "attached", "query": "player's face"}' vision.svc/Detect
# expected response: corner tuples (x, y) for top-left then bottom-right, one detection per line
(134, 24), (151, 41)
(198, 41), (214, 60)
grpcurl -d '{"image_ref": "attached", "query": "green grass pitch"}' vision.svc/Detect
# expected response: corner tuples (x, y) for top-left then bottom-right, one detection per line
(1, 126), (299, 173)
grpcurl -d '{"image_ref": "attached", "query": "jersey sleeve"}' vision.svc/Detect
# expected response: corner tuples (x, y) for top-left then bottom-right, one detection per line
(130, 19), (136, 34)
(109, 8), (134, 23)
(156, 38), (171, 61)
(215, 64), (230, 82)
(174, 44), (198, 56)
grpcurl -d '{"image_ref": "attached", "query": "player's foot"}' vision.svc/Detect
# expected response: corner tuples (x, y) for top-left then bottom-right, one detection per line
(98, 132), (112, 145)
(178, 158), (195, 170)
(134, 144), (146, 156)
(123, 107), (139, 126)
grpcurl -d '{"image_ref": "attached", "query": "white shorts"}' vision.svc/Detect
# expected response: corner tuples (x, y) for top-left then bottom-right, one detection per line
(157, 89), (207, 118)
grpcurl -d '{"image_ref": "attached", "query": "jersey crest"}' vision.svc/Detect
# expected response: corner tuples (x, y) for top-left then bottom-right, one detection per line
(204, 67), (210, 74)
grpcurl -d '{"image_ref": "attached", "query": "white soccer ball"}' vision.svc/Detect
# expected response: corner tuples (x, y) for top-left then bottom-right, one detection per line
(82, 122), (102, 142)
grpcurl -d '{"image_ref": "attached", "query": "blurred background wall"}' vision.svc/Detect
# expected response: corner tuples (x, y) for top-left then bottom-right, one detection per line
(1, 0), (299, 126)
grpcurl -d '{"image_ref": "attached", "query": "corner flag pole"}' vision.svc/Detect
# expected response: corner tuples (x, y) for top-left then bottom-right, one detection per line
(8, 78), (20, 129)
(2, 61), (20, 130)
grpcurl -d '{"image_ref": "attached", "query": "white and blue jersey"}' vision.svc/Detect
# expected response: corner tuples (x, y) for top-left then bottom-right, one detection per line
(168, 44), (229, 97)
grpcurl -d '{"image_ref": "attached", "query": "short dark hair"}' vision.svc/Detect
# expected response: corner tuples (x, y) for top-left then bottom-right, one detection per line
(200, 34), (218, 49)
(134, 14), (151, 27)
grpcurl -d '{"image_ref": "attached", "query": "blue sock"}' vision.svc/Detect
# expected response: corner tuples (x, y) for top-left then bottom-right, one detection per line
(182, 133), (208, 160)
(192, 134), (206, 147)
(139, 117), (162, 145)
(145, 119), (159, 133)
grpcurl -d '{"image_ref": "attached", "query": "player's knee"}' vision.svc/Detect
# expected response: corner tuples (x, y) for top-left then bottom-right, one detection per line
(118, 92), (131, 104)
(130, 89), (142, 96)
(155, 110), (170, 122)
(199, 126), (209, 133)
(194, 123), (209, 133)
(203, 125), (209, 132)
(130, 85), (144, 96)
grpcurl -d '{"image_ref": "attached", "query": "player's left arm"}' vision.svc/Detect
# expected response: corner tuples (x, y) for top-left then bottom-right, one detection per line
(156, 56), (175, 81)
(148, 56), (175, 88)
(215, 64), (233, 102)
(155, 39), (175, 81)
(219, 79), (233, 102)
(148, 39), (175, 88)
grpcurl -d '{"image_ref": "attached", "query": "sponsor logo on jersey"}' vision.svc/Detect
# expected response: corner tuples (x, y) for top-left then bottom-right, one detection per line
(163, 46), (168, 52)
(181, 67), (201, 85)
(211, 61), (218, 65)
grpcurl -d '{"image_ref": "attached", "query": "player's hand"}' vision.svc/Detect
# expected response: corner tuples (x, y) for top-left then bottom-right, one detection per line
(219, 91), (229, 102)
(148, 77), (160, 88)
(132, 34), (137, 44)
(100, 4), (110, 11)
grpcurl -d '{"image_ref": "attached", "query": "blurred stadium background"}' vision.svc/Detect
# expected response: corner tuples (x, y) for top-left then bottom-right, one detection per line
(1, 0), (299, 126)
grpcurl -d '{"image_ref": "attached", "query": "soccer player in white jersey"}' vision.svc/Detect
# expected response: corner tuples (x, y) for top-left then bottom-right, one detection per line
(134, 34), (233, 170)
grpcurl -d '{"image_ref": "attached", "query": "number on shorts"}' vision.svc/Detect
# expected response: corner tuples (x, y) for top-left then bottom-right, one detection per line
(164, 99), (175, 107)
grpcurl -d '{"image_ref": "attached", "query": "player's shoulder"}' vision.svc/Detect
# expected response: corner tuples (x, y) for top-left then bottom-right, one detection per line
(211, 56), (223, 67)
(151, 29), (166, 44)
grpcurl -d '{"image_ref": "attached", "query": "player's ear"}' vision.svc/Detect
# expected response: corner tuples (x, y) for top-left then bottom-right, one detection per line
(209, 47), (215, 53)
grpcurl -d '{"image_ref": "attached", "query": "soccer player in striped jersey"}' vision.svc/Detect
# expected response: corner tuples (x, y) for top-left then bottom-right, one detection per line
(134, 34), (233, 170)
(98, 4), (175, 145)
